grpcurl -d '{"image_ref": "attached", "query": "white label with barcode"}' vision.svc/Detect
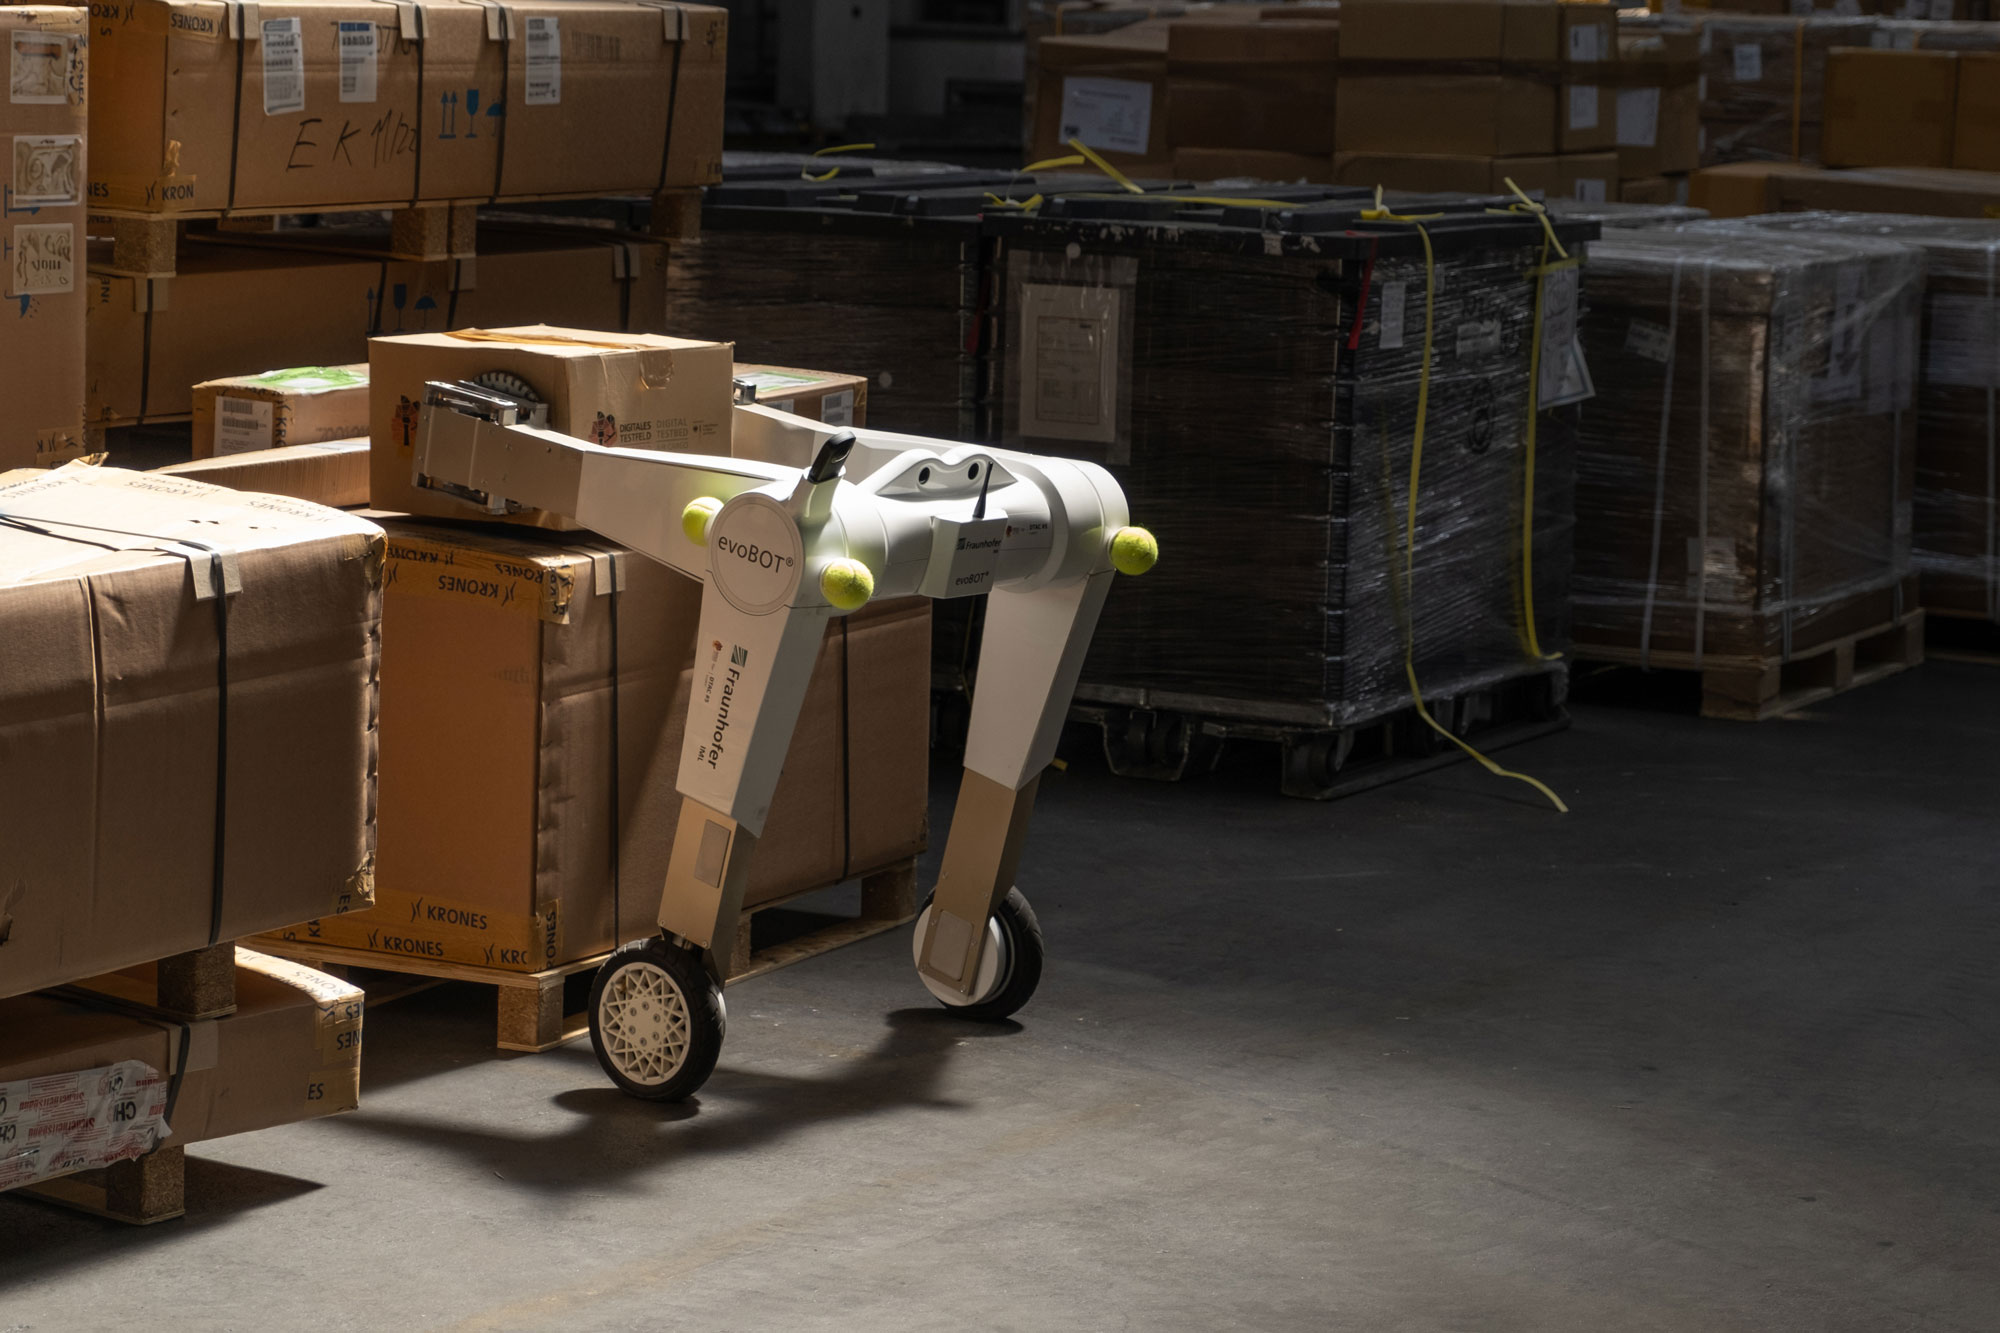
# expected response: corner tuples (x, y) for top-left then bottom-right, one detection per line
(262, 17), (305, 116)
(821, 389), (855, 427)
(1626, 319), (1674, 364)
(215, 396), (275, 455)
(1568, 85), (1599, 131)
(525, 16), (561, 106)
(1733, 42), (1763, 82)
(1568, 25), (1603, 62)
(1573, 177), (1608, 203)
(339, 21), (377, 103)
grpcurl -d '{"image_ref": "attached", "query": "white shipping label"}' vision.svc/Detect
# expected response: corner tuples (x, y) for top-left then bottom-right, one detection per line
(9, 31), (72, 105)
(263, 17), (305, 116)
(1573, 177), (1608, 203)
(1733, 42), (1763, 82)
(1926, 294), (2000, 388)
(1058, 76), (1153, 156)
(1568, 84), (1600, 131)
(338, 21), (377, 104)
(1457, 319), (1503, 361)
(1815, 267), (1866, 403)
(1538, 266), (1589, 407)
(1568, 24), (1603, 62)
(12, 134), (80, 205)
(525, 16), (561, 106)
(0, 1061), (171, 1193)
(820, 389), (855, 428)
(1018, 280), (1125, 456)
(11, 223), (72, 296)
(1626, 318), (1675, 364)
(1379, 280), (1408, 350)
(1618, 88), (1662, 149)
(215, 396), (275, 455)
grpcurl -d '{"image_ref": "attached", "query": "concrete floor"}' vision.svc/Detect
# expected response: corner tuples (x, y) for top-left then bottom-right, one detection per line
(4, 661), (1997, 1331)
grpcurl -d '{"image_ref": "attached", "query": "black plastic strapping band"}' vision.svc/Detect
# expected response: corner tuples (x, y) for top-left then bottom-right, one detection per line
(489, 8), (511, 203)
(138, 288), (155, 423)
(226, 4), (247, 211)
(654, 6), (685, 194)
(176, 541), (235, 948)
(409, 2), (427, 208)
(41, 987), (196, 1136)
(606, 552), (622, 938)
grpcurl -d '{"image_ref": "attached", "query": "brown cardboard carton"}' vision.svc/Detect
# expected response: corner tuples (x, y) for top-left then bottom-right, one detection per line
(1610, 25), (1700, 178)
(1336, 75), (1558, 155)
(1685, 160), (1820, 217)
(1822, 49), (1960, 169)
(1339, 0), (1617, 68)
(367, 325), (734, 528)
(155, 439), (371, 508)
(1781, 165), (2000, 217)
(455, 228), (672, 335)
(1560, 80), (1615, 153)
(1617, 175), (1691, 205)
(2, 7), (88, 469)
(0, 465), (381, 1001)
(1332, 149), (1618, 199)
(1171, 146), (1335, 181)
(87, 0), (727, 214)
(734, 364), (869, 427)
(192, 364), (370, 458)
(271, 519), (929, 972)
(1032, 26), (1171, 165)
(1954, 52), (2000, 171)
(0, 950), (362, 1193)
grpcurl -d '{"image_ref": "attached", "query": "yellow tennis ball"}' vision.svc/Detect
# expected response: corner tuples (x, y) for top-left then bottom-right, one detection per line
(1109, 526), (1158, 576)
(681, 496), (723, 545)
(820, 558), (875, 611)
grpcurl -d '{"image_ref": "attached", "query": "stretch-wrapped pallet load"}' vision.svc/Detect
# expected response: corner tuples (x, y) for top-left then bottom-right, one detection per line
(990, 197), (1594, 729)
(1571, 225), (1923, 667)
(1695, 14), (1877, 165)
(0, 464), (382, 1000)
(1545, 197), (1709, 229)
(1730, 213), (2000, 623)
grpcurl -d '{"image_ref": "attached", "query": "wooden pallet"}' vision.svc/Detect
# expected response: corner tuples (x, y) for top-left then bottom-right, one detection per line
(256, 859), (920, 1053)
(89, 185), (703, 278)
(1579, 608), (1925, 720)
(22, 1147), (187, 1226)
(1071, 665), (1570, 800)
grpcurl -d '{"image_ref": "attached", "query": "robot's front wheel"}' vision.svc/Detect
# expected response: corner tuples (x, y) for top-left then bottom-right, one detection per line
(911, 887), (1045, 1022)
(588, 936), (726, 1102)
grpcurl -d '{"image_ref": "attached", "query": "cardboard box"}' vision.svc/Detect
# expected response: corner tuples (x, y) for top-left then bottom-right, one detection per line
(1164, 18), (1340, 152)
(1696, 162), (2000, 218)
(1337, 75), (1560, 155)
(1171, 146), (1335, 182)
(1685, 160), (1822, 217)
(2, 7), (89, 469)
(1618, 175), (1693, 205)
(1614, 80), (1701, 179)
(1822, 49), (1960, 168)
(0, 950), (362, 1193)
(89, 228), (674, 429)
(0, 465), (381, 1001)
(1332, 150), (1619, 200)
(1954, 52), (2000, 170)
(368, 325), (734, 528)
(734, 364), (868, 427)
(1339, 0), (1618, 68)
(192, 364), (370, 458)
(274, 520), (930, 972)
(155, 439), (371, 508)
(88, 0), (727, 214)
(1032, 26), (1171, 164)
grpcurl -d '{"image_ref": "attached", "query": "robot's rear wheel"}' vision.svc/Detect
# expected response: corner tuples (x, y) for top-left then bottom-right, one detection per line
(588, 937), (726, 1101)
(911, 887), (1045, 1022)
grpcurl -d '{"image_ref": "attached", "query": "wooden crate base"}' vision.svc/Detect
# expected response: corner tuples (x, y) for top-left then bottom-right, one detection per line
(20, 1146), (186, 1225)
(1579, 608), (1924, 720)
(256, 859), (920, 1053)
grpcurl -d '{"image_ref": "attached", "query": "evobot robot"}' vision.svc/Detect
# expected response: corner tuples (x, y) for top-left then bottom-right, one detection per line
(415, 377), (1155, 1100)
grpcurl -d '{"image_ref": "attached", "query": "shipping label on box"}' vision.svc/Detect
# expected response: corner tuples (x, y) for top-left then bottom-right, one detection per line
(0, 1060), (170, 1193)
(1059, 75), (1153, 155)
(1017, 282), (1126, 456)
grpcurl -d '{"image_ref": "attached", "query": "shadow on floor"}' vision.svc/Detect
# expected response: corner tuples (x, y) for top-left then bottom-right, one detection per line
(320, 1007), (1017, 1197)
(0, 1156), (323, 1286)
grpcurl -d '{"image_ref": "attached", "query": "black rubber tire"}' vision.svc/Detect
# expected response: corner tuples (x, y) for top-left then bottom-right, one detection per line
(921, 887), (1045, 1023)
(587, 936), (725, 1102)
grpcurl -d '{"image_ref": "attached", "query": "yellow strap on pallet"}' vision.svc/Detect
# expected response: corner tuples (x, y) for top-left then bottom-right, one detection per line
(1067, 137), (1145, 193)
(802, 142), (878, 182)
(1365, 188), (1570, 814)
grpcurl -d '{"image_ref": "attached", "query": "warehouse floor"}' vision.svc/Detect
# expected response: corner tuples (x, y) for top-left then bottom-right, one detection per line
(4, 661), (1998, 1331)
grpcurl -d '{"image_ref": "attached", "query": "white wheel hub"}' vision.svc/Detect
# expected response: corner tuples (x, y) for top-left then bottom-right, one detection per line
(912, 904), (1010, 1007)
(597, 960), (691, 1085)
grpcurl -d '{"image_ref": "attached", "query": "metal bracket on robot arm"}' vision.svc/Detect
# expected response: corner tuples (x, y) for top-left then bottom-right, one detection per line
(416, 389), (1153, 990)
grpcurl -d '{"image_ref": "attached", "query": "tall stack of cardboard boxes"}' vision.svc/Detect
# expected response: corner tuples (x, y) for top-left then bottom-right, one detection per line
(1333, 0), (1621, 202)
(1164, 13), (1341, 182)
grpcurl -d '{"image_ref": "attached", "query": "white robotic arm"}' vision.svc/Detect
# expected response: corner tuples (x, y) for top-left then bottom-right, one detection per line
(415, 382), (1155, 1101)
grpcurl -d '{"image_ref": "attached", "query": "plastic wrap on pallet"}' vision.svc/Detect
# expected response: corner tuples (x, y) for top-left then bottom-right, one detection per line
(1544, 198), (1711, 230)
(1726, 212), (2000, 623)
(1572, 222), (1924, 665)
(1696, 14), (1878, 165)
(997, 211), (1584, 727)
